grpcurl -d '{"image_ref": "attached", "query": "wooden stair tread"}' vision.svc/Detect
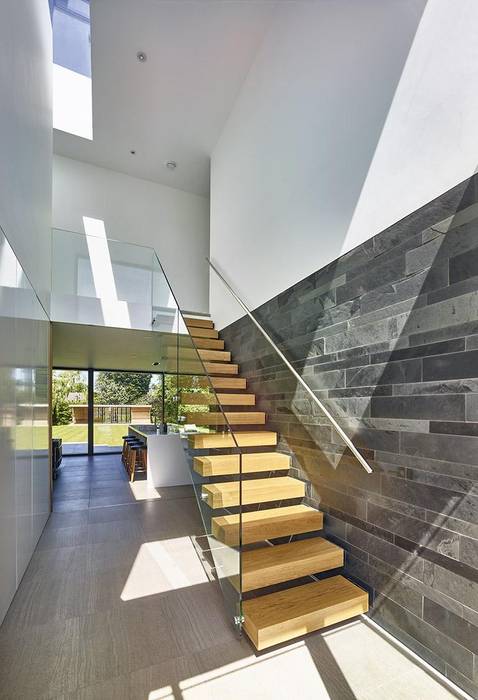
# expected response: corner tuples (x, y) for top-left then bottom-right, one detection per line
(204, 362), (238, 375)
(190, 327), (219, 339)
(243, 575), (369, 650)
(194, 451), (290, 476)
(242, 537), (344, 592)
(197, 349), (231, 362)
(184, 317), (214, 329)
(179, 376), (246, 390)
(191, 337), (225, 350)
(210, 377), (246, 390)
(189, 430), (276, 449)
(212, 505), (323, 545)
(182, 392), (256, 406)
(201, 476), (304, 508)
(186, 411), (266, 426)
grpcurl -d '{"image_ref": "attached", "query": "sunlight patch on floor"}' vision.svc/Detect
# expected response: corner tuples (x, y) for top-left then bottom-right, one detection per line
(161, 643), (329, 700)
(121, 537), (208, 601)
(148, 687), (175, 700)
(145, 620), (460, 700)
(129, 480), (163, 500)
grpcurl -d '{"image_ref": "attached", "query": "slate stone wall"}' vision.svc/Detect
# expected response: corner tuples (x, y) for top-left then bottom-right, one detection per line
(221, 174), (478, 697)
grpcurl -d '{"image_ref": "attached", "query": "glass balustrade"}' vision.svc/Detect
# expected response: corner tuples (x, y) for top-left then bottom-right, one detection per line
(51, 227), (157, 330)
(151, 252), (244, 631)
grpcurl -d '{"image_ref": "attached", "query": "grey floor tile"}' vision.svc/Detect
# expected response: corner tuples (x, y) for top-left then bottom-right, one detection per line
(160, 581), (239, 655)
(37, 524), (89, 551)
(87, 519), (144, 545)
(53, 499), (90, 513)
(46, 511), (89, 529)
(86, 539), (143, 575)
(88, 494), (136, 508)
(87, 502), (143, 524)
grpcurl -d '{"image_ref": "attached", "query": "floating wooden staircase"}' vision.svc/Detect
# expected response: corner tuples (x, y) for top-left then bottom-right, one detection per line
(183, 316), (369, 650)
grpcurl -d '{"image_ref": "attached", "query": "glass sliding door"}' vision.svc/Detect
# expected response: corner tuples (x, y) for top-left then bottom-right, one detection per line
(93, 370), (157, 454)
(52, 369), (89, 456)
(52, 369), (177, 456)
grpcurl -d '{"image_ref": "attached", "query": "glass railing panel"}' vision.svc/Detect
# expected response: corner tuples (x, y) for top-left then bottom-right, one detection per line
(152, 254), (243, 630)
(51, 228), (156, 330)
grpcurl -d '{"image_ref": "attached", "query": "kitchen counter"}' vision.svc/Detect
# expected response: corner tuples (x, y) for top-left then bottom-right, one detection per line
(128, 425), (191, 487)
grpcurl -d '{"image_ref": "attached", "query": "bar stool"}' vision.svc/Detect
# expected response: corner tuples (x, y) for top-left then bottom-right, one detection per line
(128, 443), (147, 482)
(123, 439), (141, 477)
(122, 435), (137, 465)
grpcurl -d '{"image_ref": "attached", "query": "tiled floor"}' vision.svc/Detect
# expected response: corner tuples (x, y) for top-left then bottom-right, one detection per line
(0, 455), (464, 699)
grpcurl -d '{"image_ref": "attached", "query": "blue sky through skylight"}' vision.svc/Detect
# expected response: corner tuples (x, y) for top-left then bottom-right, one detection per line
(52, 0), (91, 77)
(52, 0), (93, 139)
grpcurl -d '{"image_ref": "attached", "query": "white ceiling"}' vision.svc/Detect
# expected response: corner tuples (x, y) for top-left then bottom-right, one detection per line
(53, 0), (276, 197)
(52, 322), (182, 373)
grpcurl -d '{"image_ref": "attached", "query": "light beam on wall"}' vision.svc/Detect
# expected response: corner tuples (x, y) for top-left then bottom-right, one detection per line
(82, 216), (131, 328)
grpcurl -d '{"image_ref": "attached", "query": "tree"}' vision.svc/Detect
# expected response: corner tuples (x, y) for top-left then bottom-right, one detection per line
(148, 374), (181, 425)
(52, 370), (87, 402)
(95, 372), (152, 405)
(52, 393), (72, 426)
(51, 370), (85, 426)
(148, 374), (211, 426)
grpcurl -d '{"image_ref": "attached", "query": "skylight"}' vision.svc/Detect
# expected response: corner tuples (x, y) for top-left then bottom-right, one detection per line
(52, 0), (93, 140)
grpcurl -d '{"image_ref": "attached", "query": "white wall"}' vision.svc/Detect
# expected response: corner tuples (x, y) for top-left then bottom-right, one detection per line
(53, 155), (210, 314)
(0, 1), (52, 308)
(0, 1), (52, 624)
(210, 0), (478, 328)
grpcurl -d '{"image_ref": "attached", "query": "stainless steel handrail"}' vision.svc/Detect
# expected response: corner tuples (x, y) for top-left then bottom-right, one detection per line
(206, 257), (373, 474)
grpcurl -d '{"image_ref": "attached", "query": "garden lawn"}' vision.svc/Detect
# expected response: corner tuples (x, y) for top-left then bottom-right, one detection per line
(52, 423), (128, 446)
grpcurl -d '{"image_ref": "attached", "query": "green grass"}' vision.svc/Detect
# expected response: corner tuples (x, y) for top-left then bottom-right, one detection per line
(52, 423), (128, 446)
(14, 426), (48, 451)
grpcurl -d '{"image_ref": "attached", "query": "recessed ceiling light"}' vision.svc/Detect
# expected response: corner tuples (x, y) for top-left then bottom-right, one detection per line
(165, 161), (177, 170)
(136, 51), (147, 63)
(152, 361), (160, 366)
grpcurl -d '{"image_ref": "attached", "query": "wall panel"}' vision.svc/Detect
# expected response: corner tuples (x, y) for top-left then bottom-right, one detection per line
(222, 173), (478, 698)
(0, 231), (50, 623)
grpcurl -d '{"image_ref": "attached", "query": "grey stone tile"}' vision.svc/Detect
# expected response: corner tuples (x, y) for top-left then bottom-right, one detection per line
(424, 562), (478, 612)
(401, 431), (478, 466)
(405, 235), (444, 275)
(410, 321), (478, 349)
(430, 420), (478, 438)
(346, 359), (422, 388)
(423, 597), (478, 655)
(459, 536), (478, 569)
(466, 394), (478, 421)
(371, 338), (465, 364)
(423, 349), (478, 382)
(450, 245), (478, 285)
(394, 378), (478, 396)
(466, 333), (478, 350)
(371, 395), (464, 421)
